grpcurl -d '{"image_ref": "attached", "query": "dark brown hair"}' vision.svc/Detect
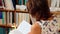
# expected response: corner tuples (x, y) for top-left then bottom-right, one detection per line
(27, 0), (52, 21)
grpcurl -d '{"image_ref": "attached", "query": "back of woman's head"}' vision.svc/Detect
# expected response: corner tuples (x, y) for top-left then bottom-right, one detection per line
(27, 0), (52, 21)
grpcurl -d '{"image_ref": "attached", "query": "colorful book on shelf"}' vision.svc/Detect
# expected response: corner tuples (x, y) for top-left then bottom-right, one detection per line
(0, 12), (6, 34)
(2, 12), (6, 24)
(0, 27), (6, 34)
(18, 0), (23, 5)
(0, 12), (3, 24)
(23, 0), (28, 5)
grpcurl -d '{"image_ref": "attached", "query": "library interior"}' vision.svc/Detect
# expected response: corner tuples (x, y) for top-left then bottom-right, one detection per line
(0, 0), (60, 34)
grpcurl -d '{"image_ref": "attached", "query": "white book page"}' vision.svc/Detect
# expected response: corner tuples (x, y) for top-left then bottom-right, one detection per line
(17, 20), (31, 34)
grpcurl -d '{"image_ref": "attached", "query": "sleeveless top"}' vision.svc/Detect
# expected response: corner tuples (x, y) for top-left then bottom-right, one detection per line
(37, 17), (59, 34)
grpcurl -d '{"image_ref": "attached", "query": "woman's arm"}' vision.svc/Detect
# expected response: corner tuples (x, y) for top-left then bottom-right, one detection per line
(29, 22), (42, 34)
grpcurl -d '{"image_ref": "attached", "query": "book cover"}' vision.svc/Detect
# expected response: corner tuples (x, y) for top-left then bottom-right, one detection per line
(23, 0), (28, 5)
(7, 12), (10, 24)
(0, 11), (3, 24)
(16, 13), (19, 26)
(0, 27), (6, 34)
(9, 12), (12, 25)
(18, 0), (23, 5)
(2, 12), (6, 24)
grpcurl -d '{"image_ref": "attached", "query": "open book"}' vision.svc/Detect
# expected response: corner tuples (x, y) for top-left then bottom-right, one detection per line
(17, 20), (31, 34)
(9, 20), (31, 34)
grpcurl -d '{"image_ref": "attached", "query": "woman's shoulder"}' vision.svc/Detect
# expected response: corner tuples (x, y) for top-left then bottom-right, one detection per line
(31, 22), (41, 34)
(31, 22), (41, 30)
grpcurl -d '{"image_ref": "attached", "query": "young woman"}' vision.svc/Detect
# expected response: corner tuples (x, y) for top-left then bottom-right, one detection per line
(27, 0), (59, 34)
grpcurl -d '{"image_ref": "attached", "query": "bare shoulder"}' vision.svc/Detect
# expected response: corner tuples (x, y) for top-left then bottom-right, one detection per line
(32, 22), (41, 29)
(31, 22), (41, 34)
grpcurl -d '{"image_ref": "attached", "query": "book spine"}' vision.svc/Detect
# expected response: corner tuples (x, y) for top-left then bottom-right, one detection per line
(18, 13), (30, 24)
(26, 13), (30, 23)
(7, 12), (9, 24)
(18, 13), (22, 24)
(2, 12), (6, 24)
(16, 13), (19, 26)
(51, 0), (57, 7)
(24, 0), (28, 5)
(18, 0), (23, 5)
(56, 0), (59, 7)
(0, 12), (3, 24)
(9, 12), (12, 25)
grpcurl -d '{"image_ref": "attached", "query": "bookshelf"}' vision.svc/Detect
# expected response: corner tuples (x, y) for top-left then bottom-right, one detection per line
(0, 24), (15, 28)
(0, 9), (29, 28)
(0, 8), (29, 34)
(0, 9), (29, 13)
(0, 8), (60, 14)
(0, 9), (60, 28)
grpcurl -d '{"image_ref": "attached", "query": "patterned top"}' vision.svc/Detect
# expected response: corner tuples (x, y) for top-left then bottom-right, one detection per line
(37, 17), (59, 34)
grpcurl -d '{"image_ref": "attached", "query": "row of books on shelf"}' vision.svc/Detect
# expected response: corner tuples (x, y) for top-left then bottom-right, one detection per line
(0, 11), (30, 27)
(49, 0), (60, 11)
(0, 12), (13, 25)
(0, 0), (28, 11)
(16, 13), (30, 26)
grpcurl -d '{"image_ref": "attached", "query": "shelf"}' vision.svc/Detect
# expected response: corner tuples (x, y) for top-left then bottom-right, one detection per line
(16, 10), (29, 13)
(0, 24), (15, 28)
(0, 9), (14, 12)
(0, 9), (29, 13)
(0, 9), (60, 14)
(51, 11), (60, 15)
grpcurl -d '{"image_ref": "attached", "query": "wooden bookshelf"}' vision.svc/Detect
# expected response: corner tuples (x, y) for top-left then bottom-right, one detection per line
(0, 24), (15, 28)
(0, 9), (60, 28)
(0, 9), (14, 12)
(0, 9), (60, 14)
(0, 9), (29, 13)
(0, 9), (29, 28)
(51, 11), (60, 15)
(16, 10), (29, 13)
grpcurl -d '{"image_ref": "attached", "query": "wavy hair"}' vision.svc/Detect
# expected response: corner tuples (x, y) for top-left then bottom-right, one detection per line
(27, 0), (52, 21)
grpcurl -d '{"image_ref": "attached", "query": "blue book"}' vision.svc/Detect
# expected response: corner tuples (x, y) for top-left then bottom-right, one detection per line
(0, 12), (3, 19)
(18, 0), (23, 5)
(0, 12), (6, 34)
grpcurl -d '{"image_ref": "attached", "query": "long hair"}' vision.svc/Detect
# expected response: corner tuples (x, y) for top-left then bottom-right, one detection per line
(27, 0), (52, 21)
